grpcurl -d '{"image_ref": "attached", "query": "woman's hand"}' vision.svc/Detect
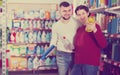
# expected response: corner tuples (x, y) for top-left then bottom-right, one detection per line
(85, 22), (97, 33)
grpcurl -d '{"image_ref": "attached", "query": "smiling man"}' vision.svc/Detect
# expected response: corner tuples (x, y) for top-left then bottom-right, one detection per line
(50, 1), (79, 75)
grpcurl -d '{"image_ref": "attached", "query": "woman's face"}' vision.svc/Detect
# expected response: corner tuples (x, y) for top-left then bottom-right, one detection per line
(76, 9), (89, 24)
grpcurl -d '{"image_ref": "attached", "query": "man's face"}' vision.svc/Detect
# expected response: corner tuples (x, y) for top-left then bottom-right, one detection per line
(59, 5), (72, 20)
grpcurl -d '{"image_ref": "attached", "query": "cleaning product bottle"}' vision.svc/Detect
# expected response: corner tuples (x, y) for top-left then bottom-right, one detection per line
(19, 31), (24, 43)
(37, 31), (42, 43)
(51, 57), (57, 68)
(41, 31), (46, 43)
(24, 31), (29, 43)
(33, 56), (39, 69)
(36, 45), (40, 55)
(40, 45), (45, 55)
(85, 13), (95, 32)
(28, 57), (33, 69)
(46, 32), (50, 43)
(45, 10), (50, 20)
(45, 57), (51, 69)
(28, 31), (33, 43)
(33, 31), (37, 43)
(16, 31), (20, 43)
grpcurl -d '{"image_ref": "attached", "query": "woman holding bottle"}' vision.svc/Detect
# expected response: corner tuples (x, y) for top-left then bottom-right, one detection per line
(71, 5), (107, 75)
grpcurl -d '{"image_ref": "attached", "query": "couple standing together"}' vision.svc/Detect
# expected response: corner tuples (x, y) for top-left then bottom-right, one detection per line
(50, 1), (107, 75)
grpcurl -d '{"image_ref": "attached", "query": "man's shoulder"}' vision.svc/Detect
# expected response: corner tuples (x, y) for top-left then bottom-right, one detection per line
(52, 20), (61, 27)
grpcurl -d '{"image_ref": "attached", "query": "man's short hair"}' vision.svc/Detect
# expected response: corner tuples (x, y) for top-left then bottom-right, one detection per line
(75, 5), (89, 15)
(59, 1), (70, 7)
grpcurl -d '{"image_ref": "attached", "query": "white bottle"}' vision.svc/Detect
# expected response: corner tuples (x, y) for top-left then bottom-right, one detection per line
(28, 57), (33, 69)
(33, 56), (40, 69)
(19, 31), (24, 43)
(16, 31), (20, 43)
(41, 31), (46, 43)
(36, 45), (40, 55)
(29, 31), (33, 43)
(37, 31), (42, 43)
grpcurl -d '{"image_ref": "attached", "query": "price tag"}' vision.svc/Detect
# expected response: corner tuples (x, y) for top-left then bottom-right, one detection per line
(108, 60), (112, 64)
(113, 62), (117, 66)
(110, 34), (114, 37)
(104, 34), (108, 37)
(117, 34), (120, 38)
(104, 59), (107, 62)
(119, 64), (120, 67)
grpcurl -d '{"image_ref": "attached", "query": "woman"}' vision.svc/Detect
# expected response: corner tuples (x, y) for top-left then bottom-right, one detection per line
(71, 5), (107, 75)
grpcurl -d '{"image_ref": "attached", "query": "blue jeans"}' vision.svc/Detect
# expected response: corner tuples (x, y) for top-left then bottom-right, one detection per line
(56, 50), (74, 75)
(71, 64), (98, 75)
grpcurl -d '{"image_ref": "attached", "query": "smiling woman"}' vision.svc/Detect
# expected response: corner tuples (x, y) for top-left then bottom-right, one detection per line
(71, 5), (107, 75)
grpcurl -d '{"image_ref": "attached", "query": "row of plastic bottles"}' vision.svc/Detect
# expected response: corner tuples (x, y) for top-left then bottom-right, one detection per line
(7, 44), (56, 56)
(7, 30), (52, 44)
(9, 56), (57, 70)
(11, 9), (61, 20)
(10, 19), (57, 29)
(28, 56), (57, 69)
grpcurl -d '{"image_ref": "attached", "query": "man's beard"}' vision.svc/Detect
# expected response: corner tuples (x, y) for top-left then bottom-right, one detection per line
(62, 16), (70, 20)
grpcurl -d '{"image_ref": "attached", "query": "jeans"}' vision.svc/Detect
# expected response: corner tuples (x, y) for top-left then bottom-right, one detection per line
(56, 50), (74, 75)
(71, 64), (98, 75)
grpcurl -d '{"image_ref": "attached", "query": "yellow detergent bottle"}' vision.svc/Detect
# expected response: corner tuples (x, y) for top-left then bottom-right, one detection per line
(85, 14), (95, 32)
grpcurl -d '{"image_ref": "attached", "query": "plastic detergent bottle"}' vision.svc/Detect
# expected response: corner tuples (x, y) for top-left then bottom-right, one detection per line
(33, 56), (39, 69)
(85, 14), (95, 32)
(28, 57), (33, 69)
(36, 45), (40, 55)
(40, 45), (45, 55)
(24, 31), (29, 43)
(37, 31), (42, 43)
(51, 57), (56, 66)
(41, 31), (46, 43)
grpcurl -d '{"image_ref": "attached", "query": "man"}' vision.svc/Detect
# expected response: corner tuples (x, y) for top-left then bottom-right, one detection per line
(50, 1), (79, 75)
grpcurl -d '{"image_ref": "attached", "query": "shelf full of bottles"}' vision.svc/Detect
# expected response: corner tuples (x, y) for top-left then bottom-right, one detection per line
(6, 3), (60, 71)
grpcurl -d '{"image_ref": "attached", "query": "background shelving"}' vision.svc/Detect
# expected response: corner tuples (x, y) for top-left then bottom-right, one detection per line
(6, 2), (58, 72)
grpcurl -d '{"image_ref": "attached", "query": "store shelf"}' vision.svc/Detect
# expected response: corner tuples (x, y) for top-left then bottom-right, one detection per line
(8, 66), (57, 71)
(104, 33), (120, 38)
(9, 28), (52, 32)
(89, 6), (120, 15)
(103, 58), (120, 68)
(89, 6), (106, 13)
(13, 18), (58, 20)
(106, 6), (120, 11)
(105, 6), (120, 15)
(10, 54), (56, 57)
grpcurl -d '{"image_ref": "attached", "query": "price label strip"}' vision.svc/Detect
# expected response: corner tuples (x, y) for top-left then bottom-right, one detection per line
(1, 0), (7, 75)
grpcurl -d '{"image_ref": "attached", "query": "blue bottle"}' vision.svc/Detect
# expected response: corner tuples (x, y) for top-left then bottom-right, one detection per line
(28, 57), (33, 69)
